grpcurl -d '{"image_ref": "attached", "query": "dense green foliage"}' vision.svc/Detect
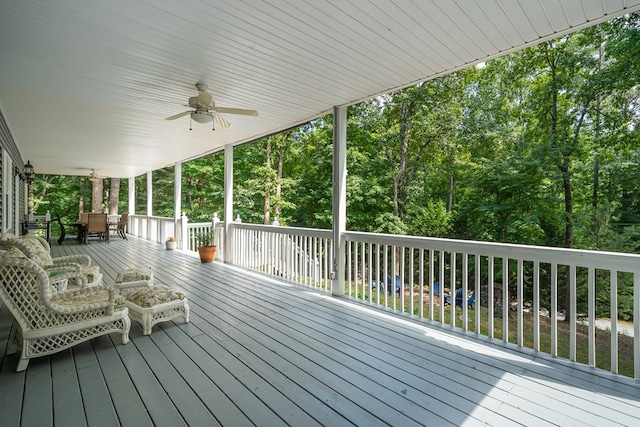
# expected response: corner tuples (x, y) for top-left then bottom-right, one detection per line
(32, 14), (640, 318)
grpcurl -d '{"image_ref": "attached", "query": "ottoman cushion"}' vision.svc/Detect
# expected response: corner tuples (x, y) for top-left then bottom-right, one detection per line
(126, 285), (184, 307)
(116, 268), (153, 284)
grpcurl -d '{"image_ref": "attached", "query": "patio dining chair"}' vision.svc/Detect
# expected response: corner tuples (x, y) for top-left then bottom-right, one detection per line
(109, 212), (128, 240)
(86, 213), (109, 242)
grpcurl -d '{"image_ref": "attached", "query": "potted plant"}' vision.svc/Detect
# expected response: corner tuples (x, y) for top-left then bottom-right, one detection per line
(194, 230), (216, 263)
(165, 236), (177, 250)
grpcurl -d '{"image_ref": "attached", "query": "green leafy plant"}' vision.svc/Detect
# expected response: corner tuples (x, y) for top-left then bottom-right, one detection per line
(194, 230), (214, 247)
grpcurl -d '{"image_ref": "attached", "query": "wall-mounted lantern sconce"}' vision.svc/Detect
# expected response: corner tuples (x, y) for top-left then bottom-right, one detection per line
(24, 161), (35, 185)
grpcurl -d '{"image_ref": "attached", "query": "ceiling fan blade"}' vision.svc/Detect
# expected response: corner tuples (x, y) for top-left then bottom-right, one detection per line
(213, 112), (232, 128)
(198, 91), (213, 107)
(215, 107), (259, 116)
(165, 111), (192, 120)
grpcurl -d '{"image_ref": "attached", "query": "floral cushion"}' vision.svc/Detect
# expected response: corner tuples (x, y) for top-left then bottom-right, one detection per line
(126, 285), (184, 308)
(52, 289), (126, 310)
(16, 236), (53, 266)
(0, 232), (17, 250)
(116, 268), (152, 283)
(1, 246), (28, 260)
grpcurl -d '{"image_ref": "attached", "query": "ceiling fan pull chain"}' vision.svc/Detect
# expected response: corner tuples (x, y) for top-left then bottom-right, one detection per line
(189, 116), (192, 131)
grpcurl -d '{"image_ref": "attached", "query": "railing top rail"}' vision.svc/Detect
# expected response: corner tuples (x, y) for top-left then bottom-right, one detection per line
(128, 214), (176, 221)
(187, 222), (213, 227)
(229, 222), (333, 239)
(344, 231), (640, 273)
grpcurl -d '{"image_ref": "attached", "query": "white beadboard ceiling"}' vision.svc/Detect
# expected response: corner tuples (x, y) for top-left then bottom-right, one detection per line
(1, 0), (639, 178)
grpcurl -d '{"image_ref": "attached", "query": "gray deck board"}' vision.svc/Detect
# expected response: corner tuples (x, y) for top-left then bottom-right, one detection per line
(93, 336), (155, 427)
(0, 307), (25, 426)
(51, 349), (87, 427)
(22, 357), (53, 427)
(114, 332), (188, 427)
(129, 331), (220, 426)
(1, 236), (640, 426)
(73, 339), (121, 427)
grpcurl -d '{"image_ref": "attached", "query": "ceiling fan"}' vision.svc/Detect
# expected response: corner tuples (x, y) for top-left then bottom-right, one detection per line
(165, 83), (258, 130)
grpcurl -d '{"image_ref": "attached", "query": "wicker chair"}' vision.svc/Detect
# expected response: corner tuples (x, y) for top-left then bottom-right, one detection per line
(0, 253), (130, 372)
(6, 235), (103, 287)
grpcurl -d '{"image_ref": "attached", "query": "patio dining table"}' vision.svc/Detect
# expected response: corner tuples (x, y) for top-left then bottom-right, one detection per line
(69, 221), (87, 244)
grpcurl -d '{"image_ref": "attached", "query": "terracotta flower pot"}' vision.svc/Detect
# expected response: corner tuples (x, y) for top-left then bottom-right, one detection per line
(198, 245), (217, 263)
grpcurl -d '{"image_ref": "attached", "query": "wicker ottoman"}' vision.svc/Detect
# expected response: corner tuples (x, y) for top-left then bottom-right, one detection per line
(124, 284), (189, 335)
(114, 267), (154, 295)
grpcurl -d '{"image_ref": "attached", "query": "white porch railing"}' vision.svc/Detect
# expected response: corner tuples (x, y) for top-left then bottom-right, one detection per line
(224, 223), (640, 380)
(228, 223), (333, 291)
(128, 215), (180, 244)
(126, 215), (640, 379)
(128, 214), (221, 259)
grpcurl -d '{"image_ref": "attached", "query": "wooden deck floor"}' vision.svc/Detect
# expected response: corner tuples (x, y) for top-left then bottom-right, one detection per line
(2, 236), (640, 426)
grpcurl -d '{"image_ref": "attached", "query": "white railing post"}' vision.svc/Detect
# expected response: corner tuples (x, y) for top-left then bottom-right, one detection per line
(180, 212), (188, 251)
(212, 212), (220, 260)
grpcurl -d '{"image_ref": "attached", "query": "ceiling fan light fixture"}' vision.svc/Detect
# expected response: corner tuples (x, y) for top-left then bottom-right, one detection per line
(191, 112), (212, 124)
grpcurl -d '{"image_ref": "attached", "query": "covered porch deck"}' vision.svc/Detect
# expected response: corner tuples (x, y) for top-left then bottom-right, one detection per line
(1, 237), (639, 426)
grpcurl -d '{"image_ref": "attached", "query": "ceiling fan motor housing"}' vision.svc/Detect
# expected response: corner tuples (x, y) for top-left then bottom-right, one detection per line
(191, 112), (212, 123)
(188, 96), (202, 108)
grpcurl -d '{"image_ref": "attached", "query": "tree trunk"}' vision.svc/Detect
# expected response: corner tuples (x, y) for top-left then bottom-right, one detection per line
(560, 109), (587, 320)
(32, 175), (50, 213)
(560, 158), (574, 250)
(592, 41), (604, 210)
(394, 103), (411, 219)
(275, 133), (288, 219)
(446, 147), (454, 212)
(109, 178), (120, 214)
(91, 179), (103, 212)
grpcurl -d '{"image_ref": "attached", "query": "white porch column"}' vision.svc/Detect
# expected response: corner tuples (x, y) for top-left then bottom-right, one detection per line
(128, 177), (135, 215)
(174, 162), (182, 244)
(146, 171), (153, 217)
(224, 144), (233, 263)
(332, 105), (347, 296)
(146, 171), (152, 239)
(174, 162), (182, 221)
